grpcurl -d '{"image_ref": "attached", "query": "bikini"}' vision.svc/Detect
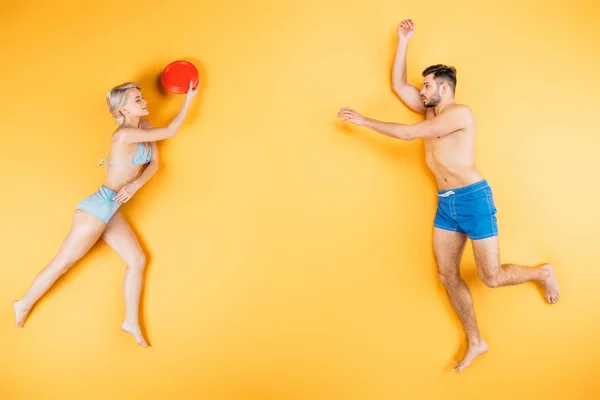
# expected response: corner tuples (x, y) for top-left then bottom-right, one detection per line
(97, 141), (152, 171)
(75, 126), (152, 223)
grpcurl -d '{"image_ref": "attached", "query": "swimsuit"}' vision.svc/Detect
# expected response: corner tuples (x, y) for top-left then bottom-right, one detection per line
(433, 179), (499, 240)
(75, 142), (152, 223)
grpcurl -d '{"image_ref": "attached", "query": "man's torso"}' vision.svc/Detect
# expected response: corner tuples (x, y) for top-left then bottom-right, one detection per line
(423, 105), (484, 190)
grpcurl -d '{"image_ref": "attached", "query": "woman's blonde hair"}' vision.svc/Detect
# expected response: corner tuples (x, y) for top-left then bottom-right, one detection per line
(106, 82), (141, 125)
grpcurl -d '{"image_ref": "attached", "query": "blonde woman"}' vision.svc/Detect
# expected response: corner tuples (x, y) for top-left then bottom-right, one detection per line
(12, 80), (199, 347)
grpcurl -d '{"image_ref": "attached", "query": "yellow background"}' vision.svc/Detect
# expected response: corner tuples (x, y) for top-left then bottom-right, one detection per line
(1, 0), (599, 398)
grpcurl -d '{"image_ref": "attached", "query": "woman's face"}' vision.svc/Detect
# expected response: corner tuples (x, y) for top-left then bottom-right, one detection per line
(121, 88), (149, 119)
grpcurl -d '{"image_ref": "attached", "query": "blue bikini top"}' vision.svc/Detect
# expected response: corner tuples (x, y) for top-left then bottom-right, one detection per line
(98, 142), (152, 171)
(98, 121), (152, 171)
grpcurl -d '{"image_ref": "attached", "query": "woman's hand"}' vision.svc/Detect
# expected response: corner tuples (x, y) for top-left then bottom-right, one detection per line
(185, 80), (200, 101)
(113, 182), (141, 203)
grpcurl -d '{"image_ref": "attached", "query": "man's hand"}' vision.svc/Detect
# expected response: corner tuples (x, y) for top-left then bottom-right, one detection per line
(397, 19), (416, 41)
(337, 107), (367, 126)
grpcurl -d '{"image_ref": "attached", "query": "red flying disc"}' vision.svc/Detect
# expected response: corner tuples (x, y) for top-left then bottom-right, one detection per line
(161, 60), (199, 94)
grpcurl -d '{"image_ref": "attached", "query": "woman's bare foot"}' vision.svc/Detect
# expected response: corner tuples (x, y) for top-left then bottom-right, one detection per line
(12, 300), (31, 328)
(454, 340), (488, 373)
(540, 264), (560, 304)
(121, 322), (149, 348)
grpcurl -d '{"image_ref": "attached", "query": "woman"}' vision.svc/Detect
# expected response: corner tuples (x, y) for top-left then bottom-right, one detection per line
(12, 80), (199, 347)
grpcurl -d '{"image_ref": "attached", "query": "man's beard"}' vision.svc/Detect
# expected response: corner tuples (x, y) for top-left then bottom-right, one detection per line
(424, 89), (441, 108)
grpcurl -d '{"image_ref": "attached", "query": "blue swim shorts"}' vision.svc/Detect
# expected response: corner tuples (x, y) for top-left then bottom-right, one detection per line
(433, 179), (498, 240)
(75, 185), (121, 223)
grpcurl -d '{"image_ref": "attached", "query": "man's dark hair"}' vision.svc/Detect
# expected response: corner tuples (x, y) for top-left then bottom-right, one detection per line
(422, 64), (457, 93)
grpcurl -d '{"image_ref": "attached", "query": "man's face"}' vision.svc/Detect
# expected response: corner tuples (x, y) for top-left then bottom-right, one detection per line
(420, 74), (442, 108)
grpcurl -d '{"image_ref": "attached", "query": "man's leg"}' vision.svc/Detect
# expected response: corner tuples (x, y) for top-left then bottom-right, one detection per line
(434, 227), (488, 373)
(472, 236), (560, 303)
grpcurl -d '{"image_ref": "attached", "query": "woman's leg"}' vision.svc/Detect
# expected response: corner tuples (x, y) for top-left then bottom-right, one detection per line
(13, 210), (107, 327)
(101, 211), (149, 347)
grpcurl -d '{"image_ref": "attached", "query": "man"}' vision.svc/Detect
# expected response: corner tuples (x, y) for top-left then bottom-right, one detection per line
(336, 19), (560, 373)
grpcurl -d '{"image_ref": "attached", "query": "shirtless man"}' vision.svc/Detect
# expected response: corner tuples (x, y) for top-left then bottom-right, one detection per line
(336, 19), (560, 373)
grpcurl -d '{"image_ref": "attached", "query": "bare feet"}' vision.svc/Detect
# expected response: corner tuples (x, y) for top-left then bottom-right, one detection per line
(540, 264), (560, 304)
(121, 322), (149, 348)
(12, 300), (31, 328)
(454, 340), (488, 373)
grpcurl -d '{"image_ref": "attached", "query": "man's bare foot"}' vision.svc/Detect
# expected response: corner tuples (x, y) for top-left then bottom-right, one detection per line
(12, 300), (31, 328)
(121, 322), (149, 348)
(540, 264), (560, 304)
(454, 340), (488, 373)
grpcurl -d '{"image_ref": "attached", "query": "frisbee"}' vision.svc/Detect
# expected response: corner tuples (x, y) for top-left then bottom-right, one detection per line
(161, 60), (199, 94)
